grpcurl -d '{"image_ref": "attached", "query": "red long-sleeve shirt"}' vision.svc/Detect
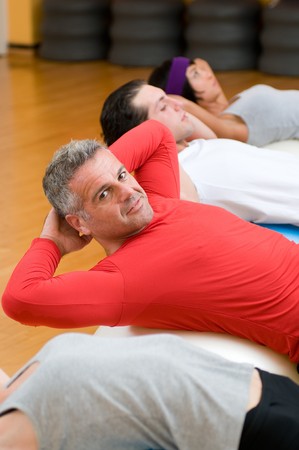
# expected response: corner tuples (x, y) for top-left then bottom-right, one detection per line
(3, 120), (299, 361)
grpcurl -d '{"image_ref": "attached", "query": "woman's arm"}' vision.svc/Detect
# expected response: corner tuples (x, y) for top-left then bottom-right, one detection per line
(185, 112), (217, 140)
(172, 95), (248, 142)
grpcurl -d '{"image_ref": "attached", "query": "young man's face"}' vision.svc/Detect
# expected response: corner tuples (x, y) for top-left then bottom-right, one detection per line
(133, 85), (194, 142)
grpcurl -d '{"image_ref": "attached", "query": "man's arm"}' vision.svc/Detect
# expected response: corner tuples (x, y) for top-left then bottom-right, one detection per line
(110, 120), (181, 199)
(179, 165), (200, 202)
(1, 214), (124, 328)
(40, 208), (93, 256)
(40, 208), (92, 256)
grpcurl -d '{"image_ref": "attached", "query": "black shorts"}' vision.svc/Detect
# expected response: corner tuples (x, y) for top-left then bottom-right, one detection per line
(239, 369), (299, 450)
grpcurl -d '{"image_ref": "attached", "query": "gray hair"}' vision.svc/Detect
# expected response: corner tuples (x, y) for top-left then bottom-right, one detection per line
(43, 139), (106, 218)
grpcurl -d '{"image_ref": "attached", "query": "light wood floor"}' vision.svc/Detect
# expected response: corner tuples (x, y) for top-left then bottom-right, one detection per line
(1, 48), (299, 375)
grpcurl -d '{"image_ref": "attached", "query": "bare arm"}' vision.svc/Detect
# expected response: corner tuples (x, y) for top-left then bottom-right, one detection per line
(0, 364), (40, 450)
(185, 112), (217, 140)
(179, 165), (200, 203)
(0, 412), (38, 450)
(172, 95), (248, 142)
(247, 369), (262, 412)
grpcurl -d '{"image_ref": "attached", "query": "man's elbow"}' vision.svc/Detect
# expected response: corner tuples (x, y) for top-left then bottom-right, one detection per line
(2, 292), (38, 326)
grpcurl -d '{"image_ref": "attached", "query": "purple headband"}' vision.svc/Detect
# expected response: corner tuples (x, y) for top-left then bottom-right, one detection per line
(165, 57), (190, 95)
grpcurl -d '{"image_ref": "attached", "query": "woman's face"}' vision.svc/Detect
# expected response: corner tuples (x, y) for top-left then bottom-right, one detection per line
(185, 58), (222, 103)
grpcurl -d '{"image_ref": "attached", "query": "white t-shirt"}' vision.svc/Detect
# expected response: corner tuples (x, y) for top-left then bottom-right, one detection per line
(179, 138), (299, 225)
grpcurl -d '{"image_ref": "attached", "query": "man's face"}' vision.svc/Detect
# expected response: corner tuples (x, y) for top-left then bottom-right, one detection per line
(133, 85), (194, 142)
(68, 149), (153, 247)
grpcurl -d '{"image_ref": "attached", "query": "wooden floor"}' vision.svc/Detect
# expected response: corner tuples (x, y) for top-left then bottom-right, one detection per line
(1, 48), (299, 375)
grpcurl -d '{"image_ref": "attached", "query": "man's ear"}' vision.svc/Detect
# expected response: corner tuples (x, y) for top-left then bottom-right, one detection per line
(65, 214), (92, 236)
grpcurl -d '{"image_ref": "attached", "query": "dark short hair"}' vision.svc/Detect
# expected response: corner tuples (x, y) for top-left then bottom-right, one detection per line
(100, 79), (149, 146)
(148, 59), (197, 103)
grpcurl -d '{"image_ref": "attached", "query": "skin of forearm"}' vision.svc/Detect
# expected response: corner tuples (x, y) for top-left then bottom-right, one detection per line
(179, 165), (200, 202)
(179, 97), (248, 141)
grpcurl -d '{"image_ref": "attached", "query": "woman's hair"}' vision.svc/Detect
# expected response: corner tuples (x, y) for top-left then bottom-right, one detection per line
(100, 79), (149, 146)
(148, 57), (198, 103)
(43, 139), (104, 218)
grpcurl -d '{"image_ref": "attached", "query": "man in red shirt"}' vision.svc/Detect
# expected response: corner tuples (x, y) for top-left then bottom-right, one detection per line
(3, 120), (299, 363)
